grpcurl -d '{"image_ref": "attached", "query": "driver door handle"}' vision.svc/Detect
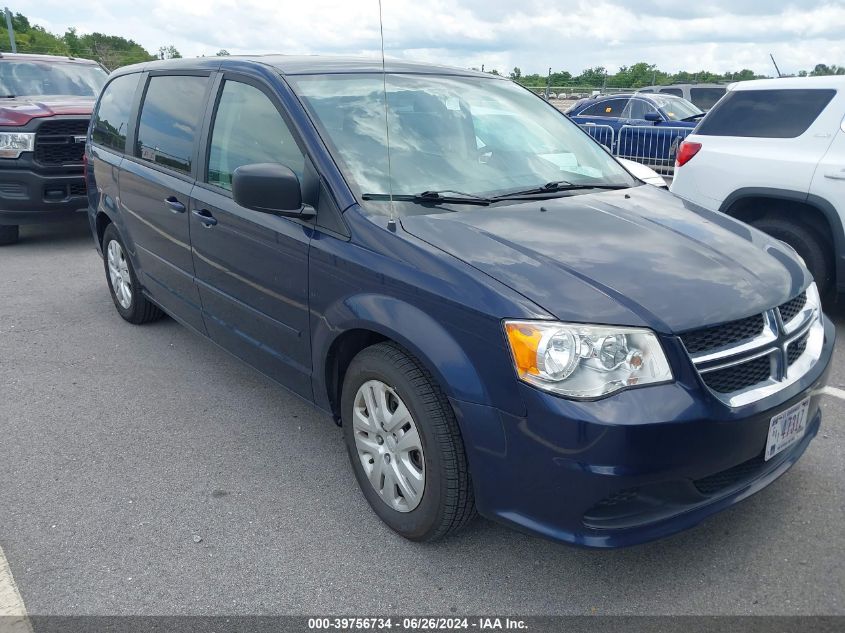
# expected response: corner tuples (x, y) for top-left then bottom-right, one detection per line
(192, 208), (218, 227)
(824, 169), (845, 180)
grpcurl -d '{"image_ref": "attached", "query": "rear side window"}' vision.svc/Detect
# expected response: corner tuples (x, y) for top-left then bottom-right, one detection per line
(136, 75), (208, 174)
(659, 88), (683, 97)
(206, 80), (304, 191)
(92, 74), (139, 152)
(579, 98), (629, 118)
(689, 87), (726, 110)
(697, 89), (836, 138)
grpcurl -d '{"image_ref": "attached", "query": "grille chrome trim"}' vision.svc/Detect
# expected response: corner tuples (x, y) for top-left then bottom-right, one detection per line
(683, 284), (824, 407)
(698, 345), (776, 374)
(782, 298), (816, 335)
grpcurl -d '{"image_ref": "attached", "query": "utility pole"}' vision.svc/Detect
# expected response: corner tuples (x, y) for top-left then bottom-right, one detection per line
(4, 7), (16, 53)
(544, 67), (551, 99)
(770, 53), (782, 78)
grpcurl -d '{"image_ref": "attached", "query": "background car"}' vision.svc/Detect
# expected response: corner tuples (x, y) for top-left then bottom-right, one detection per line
(671, 76), (845, 297)
(566, 93), (703, 173)
(618, 157), (668, 188)
(0, 53), (107, 245)
(637, 83), (729, 111)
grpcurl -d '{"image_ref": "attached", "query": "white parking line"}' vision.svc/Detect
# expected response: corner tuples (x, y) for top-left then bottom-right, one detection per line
(816, 385), (845, 401)
(0, 544), (32, 633)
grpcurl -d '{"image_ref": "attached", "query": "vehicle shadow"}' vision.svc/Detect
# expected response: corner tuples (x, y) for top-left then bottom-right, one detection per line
(14, 216), (91, 247)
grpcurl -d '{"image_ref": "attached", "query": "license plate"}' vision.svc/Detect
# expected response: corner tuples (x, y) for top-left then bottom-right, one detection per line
(765, 398), (810, 461)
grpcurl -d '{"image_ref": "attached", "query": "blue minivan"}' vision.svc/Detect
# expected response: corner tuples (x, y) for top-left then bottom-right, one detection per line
(86, 56), (834, 548)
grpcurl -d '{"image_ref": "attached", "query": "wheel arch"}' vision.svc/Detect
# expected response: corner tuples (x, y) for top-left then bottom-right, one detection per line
(313, 294), (492, 423)
(720, 187), (845, 290)
(95, 209), (114, 249)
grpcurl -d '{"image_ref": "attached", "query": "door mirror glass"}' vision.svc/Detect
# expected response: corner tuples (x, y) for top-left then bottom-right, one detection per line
(644, 111), (662, 123)
(232, 163), (312, 217)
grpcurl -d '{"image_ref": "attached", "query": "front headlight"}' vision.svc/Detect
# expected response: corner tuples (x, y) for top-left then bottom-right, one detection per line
(504, 320), (673, 399)
(0, 132), (35, 158)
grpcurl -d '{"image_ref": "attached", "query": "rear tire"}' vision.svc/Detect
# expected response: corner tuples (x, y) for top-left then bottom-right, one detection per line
(0, 225), (19, 245)
(102, 224), (164, 325)
(751, 217), (834, 297)
(341, 342), (476, 542)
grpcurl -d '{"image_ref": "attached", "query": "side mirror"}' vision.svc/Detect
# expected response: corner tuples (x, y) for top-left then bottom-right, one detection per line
(232, 163), (315, 219)
(644, 111), (662, 123)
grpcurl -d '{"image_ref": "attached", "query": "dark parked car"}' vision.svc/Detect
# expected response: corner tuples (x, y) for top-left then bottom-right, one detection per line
(87, 56), (833, 547)
(0, 53), (107, 245)
(567, 93), (702, 172)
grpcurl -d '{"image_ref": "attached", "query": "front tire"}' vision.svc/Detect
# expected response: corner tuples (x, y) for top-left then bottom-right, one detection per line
(102, 224), (164, 324)
(341, 342), (475, 541)
(0, 224), (19, 246)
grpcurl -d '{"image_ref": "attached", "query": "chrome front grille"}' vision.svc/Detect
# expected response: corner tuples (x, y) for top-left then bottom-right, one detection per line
(680, 313), (765, 355)
(786, 330), (810, 365)
(681, 285), (824, 407)
(702, 354), (773, 394)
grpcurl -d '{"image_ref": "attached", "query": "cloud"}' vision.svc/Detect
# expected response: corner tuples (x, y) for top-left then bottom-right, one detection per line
(22, 0), (845, 76)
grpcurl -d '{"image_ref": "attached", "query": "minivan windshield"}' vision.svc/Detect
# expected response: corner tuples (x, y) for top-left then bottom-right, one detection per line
(0, 60), (107, 98)
(291, 73), (636, 208)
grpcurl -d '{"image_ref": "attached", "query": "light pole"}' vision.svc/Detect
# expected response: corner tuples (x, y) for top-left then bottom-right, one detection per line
(4, 8), (16, 53)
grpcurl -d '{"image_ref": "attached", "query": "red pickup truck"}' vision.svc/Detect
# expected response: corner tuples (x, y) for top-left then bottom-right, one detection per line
(0, 53), (107, 244)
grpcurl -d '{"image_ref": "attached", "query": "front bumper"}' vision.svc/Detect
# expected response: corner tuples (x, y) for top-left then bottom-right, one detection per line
(0, 161), (87, 225)
(454, 315), (835, 548)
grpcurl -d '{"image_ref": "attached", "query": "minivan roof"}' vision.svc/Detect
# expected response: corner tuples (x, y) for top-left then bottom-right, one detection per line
(113, 54), (498, 78)
(728, 76), (845, 91)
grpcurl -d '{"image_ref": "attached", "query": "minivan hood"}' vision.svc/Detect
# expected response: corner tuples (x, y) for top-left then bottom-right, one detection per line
(0, 95), (94, 127)
(400, 186), (807, 333)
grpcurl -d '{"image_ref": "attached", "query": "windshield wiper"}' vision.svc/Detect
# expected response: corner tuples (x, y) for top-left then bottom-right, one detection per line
(491, 181), (629, 199)
(681, 113), (705, 122)
(0, 95), (16, 99)
(362, 190), (492, 206)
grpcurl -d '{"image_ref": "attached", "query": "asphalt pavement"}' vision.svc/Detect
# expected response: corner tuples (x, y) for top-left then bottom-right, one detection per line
(0, 218), (843, 616)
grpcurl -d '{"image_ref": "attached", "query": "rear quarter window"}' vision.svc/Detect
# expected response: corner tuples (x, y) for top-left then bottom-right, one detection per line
(689, 87), (726, 110)
(92, 73), (140, 152)
(696, 89), (836, 138)
(579, 98), (629, 118)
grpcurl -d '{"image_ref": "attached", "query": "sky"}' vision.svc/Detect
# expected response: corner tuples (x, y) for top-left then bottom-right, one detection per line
(21, 0), (845, 76)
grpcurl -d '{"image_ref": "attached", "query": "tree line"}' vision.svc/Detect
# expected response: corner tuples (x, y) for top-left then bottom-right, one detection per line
(0, 12), (227, 70)
(2, 10), (842, 82)
(504, 61), (844, 90)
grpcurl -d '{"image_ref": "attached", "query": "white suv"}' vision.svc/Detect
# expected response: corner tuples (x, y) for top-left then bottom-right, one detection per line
(671, 76), (845, 296)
